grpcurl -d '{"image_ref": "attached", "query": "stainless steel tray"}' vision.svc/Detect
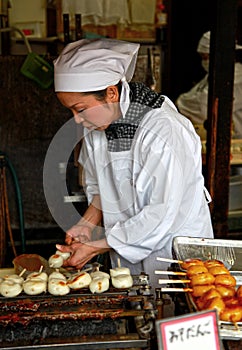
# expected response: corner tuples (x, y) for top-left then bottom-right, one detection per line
(172, 237), (242, 339)
(172, 237), (242, 270)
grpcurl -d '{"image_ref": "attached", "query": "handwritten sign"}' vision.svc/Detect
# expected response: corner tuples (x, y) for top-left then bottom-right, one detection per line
(156, 310), (221, 350)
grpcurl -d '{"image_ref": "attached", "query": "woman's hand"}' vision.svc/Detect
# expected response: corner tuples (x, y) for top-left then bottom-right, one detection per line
(65, 225), (92, 245)
(56, 242), (96, 270)
(56, 238), (111, 270)
(65, 195), (103, 245)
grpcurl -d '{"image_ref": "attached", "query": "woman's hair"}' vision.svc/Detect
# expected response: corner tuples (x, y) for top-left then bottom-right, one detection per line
(82, 81), (122, 101)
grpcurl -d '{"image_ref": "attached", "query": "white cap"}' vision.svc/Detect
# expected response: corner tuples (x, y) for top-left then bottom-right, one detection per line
(197, 31), (242, 54)
(54, 38), (140, 116)
(197, 31), (211, 54)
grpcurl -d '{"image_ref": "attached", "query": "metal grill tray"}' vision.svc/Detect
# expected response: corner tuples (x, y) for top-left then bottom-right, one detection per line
(172, 237), (242, 340)
(172, 237), (242, 270)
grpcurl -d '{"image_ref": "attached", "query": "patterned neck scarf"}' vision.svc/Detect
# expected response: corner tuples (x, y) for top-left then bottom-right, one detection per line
(105, 82), (165, 152)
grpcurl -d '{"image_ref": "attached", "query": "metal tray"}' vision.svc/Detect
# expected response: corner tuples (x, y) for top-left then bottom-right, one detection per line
(172, 237), (242, 339)
(172, 237), (242, 270)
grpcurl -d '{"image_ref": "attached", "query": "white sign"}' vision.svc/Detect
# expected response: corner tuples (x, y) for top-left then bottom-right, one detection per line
(156, 310), (221, 350)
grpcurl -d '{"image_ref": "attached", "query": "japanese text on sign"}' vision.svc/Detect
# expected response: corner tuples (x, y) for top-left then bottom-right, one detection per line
(156, 310), (221, 350)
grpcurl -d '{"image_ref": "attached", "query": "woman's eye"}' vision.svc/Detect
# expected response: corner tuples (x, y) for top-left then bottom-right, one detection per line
(78, 109), (84, 114)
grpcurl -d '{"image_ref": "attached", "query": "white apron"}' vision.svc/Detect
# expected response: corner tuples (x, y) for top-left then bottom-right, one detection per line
(79, 97), (214, 290)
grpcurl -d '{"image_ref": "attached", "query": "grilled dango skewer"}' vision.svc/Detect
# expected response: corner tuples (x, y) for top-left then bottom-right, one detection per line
(23, 279), (47, 295)
(67, 271), (92, 289)
(208, 266), (230, 276)
(48, 278), (70, 296)
(190, 272), (215, 286)
(214, 274), (236, 288)
(180, 259), (204, 270)
(220, 305), (242, 323)
(186, 265), (208, 277)
(204, 259), (225, 269)
(89, 277), (109, 294)
(0, 279), (23, 297)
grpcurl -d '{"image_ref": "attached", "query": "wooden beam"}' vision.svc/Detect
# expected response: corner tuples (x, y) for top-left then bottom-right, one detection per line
(206, 0), (238, 237)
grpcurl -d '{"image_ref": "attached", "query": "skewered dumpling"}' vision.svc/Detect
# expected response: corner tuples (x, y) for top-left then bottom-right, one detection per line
(110, 261), (133, 289)
(3, 273), (24, 285)
(0, 270), (26, 297)
(67, 271), (92, 289)
(48, 254), (64, 268)
(48, 250), (71, 268)
(23, 279), (47, 295)
(111, 274), (133, 289)
(48, 271), (70, 296)
(48, 278), (70, 295)
(0, 280), (23, 298)
(26, 271), (48, 282)
(110, 267), (130, 277)
(90, 270), (110, 280)
(0, 279), (23, 297)
(89, 277), (109, 294)
(23, 268), (47, 295)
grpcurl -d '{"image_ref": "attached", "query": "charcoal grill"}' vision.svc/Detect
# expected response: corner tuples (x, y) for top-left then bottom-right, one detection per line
(0, 273), (158, 349)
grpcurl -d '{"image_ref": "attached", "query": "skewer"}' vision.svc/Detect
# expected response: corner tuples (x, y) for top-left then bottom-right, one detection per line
(234, 322), (240, 331)
(156, 257), (183, 264)
(155, 270), (186, 276)
(160, 287), (192, 293)
(19, 268), (27, 277)
(158, 279), (190, 284)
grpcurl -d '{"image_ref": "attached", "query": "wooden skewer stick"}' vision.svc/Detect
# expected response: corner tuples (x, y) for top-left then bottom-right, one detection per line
(156, 257), (183, 264)
(19, 268), (27, 277)
(117, 258), (121, 268)
(160, 287), (193, 293)
(233, 322), (240, 331)
(158, 279), (190, 284)
(155, 270), (186, 276)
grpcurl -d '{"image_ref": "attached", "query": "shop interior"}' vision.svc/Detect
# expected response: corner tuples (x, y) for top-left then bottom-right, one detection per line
(1, 0), (242, 349)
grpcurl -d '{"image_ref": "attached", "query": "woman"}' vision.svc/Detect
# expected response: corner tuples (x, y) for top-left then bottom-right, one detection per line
(54, 38), (213, 289)
(176, 31), (242, 138)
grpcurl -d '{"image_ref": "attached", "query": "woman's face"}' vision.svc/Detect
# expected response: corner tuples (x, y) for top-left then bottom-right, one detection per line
(57, 86), (120, 131)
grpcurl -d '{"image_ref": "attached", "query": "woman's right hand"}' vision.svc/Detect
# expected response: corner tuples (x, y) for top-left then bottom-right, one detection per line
(65, 224), (92, 245)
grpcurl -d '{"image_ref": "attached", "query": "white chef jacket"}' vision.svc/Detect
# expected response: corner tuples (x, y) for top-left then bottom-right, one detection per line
(79, 96), (213, 288)
(176, 63), (242, 138)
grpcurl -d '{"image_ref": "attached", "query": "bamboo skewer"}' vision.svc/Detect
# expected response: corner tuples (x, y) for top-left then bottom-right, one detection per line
(159, 287), (192, 292)
(19, 268), (27, 277)
(158, 279), (190, 284)
(155, 270), (186, 276)
(156, 257), (183, 264)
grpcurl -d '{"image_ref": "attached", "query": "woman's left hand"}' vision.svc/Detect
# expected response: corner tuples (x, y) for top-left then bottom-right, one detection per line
(56, 242), (96, 270)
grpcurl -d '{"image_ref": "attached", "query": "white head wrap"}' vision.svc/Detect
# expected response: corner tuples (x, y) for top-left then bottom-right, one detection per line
(197, 31), (242, 54)
(54, 38), (140, 117)
(197, 31), (210, 54)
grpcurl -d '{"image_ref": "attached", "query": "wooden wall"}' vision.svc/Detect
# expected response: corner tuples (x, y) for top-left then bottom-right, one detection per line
(0, 55), (71, 229)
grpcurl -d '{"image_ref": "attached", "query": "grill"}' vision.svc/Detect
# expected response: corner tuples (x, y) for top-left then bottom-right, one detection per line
(0, 273), (158, 350)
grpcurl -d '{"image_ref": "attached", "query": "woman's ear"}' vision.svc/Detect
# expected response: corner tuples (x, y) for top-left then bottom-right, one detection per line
(106, 85), (120, 102)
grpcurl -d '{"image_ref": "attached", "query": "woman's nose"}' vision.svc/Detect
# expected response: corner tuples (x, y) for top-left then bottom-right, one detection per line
(73, 113), (84, 124)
